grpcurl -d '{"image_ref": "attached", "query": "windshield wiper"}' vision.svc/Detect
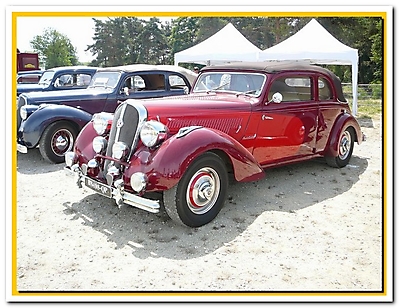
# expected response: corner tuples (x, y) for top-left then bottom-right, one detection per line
(236, 89), (258, 97)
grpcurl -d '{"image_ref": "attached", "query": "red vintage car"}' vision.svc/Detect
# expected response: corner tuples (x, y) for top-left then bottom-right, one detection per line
(65, 62), (364, 227)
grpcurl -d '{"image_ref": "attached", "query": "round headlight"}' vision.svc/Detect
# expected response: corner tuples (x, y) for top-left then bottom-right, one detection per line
(93, 136), (107, 153)
(140, 121), (168, 147)
(92, 113), (111, 135)
(20, 106), (28, 120)
(112, 142), (129, 160)
(130, 172), (147, 192)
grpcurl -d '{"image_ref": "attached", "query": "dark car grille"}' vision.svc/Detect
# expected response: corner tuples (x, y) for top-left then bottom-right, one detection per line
(104, 101), (147, 170)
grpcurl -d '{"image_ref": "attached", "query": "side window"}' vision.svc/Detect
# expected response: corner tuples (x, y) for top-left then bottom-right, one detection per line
(169, 74), (189, 94)
(77, 74), (92, 86)
(269, 76), (312, 102)
(318, 77), (333, 100)
(54, 74), (72, 88)
(146, 74), (166, 91)
(122, 76), (146, 95)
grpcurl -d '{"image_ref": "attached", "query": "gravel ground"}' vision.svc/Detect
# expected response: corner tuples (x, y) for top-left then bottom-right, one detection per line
(13, 116), (386, 301)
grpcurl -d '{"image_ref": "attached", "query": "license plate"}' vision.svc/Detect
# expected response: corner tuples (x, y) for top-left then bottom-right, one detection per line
(84, 177), (112, 198)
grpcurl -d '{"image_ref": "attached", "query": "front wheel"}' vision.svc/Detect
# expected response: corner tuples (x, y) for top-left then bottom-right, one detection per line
(326, 127), (354, 168)
(39, 121), (78, 164)
(163, 152), (228, 227)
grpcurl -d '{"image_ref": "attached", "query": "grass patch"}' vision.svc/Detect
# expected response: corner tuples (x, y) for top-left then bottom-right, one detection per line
(356, 99), (382, 118)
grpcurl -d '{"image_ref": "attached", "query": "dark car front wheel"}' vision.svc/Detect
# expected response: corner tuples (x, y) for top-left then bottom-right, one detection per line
(326, 127), (355, 168)
(39, 121), (78, 164)
(163, 152), (228, 227)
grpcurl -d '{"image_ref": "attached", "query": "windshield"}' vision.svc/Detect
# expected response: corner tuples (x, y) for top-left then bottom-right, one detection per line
(193, 72), (266, 97)
(88, 71), (122, 89)
(38, 71), (55, 86)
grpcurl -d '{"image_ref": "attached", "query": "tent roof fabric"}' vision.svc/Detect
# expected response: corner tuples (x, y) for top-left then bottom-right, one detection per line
(174, 23), (262, 65)
(258, 19), (358, 114)
(258, 19), (358, 65)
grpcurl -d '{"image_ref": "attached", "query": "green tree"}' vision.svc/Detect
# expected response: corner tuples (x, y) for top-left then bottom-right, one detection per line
(169, 17), (199, 59)
(136, 18), (169, 64)
(30, 28), (78, 69)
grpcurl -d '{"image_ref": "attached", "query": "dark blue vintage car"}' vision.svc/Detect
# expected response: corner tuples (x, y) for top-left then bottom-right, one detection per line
(17, 66), (98, 96)
(17, 64), (198, 163)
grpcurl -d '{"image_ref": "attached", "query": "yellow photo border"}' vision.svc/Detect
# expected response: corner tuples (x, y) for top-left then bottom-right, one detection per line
(9, 6), (392, 302)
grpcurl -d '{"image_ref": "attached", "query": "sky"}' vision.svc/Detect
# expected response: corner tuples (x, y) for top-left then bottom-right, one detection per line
(16, 15), (175, 63)
(17, 17), (99, 63)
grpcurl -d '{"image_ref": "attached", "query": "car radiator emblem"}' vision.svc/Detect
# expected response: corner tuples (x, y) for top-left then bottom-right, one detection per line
(116, 117), (124, 128)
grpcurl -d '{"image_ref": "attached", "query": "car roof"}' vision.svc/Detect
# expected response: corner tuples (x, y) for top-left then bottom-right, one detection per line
(97, 64), (198, 86)
(44, 66), (98, 73)
(201, 61), (334, 75)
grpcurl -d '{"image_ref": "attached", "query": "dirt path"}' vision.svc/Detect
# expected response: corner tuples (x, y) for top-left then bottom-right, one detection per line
(14, 116), (384, 299)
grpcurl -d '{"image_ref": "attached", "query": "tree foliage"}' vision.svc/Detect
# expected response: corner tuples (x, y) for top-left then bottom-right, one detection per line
(30, 28), (78, 69)
(30, 17), (382, 84)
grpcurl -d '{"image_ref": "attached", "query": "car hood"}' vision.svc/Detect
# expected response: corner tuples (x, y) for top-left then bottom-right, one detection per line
(21, 88), (113, 105)
(17, 83), (47, 93)
(138, 93), (258, 137)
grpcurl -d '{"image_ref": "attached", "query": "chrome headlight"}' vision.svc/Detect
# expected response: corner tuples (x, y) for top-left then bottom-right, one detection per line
(140, 120), (168, 148)
(130, 172), (147, 193)
(92, 136), (107, 154)
(20, 106), (28, 120)
(92, 113), (112, 135)
(65, 151), (77, 167)
(112, 142), (129, 160)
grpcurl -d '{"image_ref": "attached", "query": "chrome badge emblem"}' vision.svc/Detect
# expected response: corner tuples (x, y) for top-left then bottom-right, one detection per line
(116, 117), (124, 128)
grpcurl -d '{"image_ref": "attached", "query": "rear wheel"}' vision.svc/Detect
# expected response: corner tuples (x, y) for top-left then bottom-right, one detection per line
(163, 152), (228, 227)
(326, 127), (354, 168)
(39, 121), (77, 164)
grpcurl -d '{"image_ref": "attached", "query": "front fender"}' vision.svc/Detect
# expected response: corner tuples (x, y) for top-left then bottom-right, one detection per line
(126, 127), (265, 192)
(325, 112), (363, 157)
(20, 104), (93, 148)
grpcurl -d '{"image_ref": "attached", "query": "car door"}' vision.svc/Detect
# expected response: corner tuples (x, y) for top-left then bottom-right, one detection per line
(253, 74), (319, 166)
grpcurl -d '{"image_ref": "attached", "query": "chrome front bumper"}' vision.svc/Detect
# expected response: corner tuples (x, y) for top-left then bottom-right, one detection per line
(65, 165), (160, 214)
(17, 143), (28, 154)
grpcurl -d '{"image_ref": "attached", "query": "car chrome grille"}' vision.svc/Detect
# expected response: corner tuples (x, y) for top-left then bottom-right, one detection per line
(104, 101), (147, 171)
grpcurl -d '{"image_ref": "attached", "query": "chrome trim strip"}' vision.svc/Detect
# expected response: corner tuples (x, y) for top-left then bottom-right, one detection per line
(114, 103), (127, 142)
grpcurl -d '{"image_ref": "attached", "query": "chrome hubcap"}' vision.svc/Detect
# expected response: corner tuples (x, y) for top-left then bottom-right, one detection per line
(52, 129), (74, 156)
(186, 167), (220, 215)
(338, 130), (351, 160)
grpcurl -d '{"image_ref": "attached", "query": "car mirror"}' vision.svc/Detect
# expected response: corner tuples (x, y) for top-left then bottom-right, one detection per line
(183, 86), (189, 95)
(268, 92), (283, 104)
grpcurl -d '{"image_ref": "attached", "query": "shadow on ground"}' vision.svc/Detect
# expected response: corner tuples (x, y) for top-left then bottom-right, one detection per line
(62, 155), (368, 260)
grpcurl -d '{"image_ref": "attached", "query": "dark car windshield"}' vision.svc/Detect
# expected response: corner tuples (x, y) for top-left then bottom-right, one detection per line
(38, 71), (55, 86)
(193, 72), (266, 97)
(88, 71), (122, 89)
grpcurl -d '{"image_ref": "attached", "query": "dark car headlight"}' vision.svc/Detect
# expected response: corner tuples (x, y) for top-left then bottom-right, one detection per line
(140, 120), (169, 148)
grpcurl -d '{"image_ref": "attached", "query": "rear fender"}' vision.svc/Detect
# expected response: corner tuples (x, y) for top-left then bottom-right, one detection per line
(325, 112), (363, 157)
(134, 127), (265, 191)
(20, 104), (93, 148)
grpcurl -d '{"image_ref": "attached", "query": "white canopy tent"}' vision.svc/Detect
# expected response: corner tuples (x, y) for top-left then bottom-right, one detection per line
(174, 23), (262, 66)
(258, 19), (359, 115)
